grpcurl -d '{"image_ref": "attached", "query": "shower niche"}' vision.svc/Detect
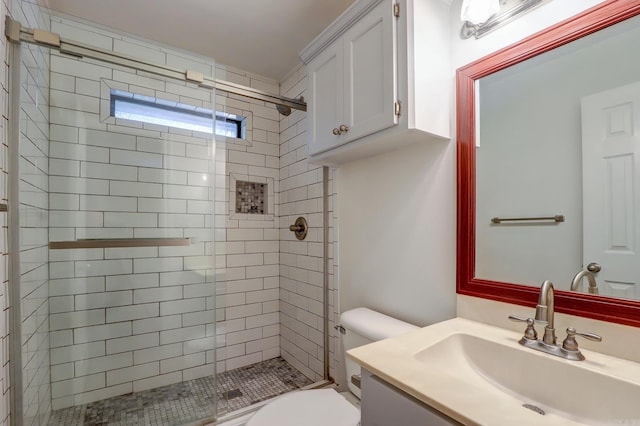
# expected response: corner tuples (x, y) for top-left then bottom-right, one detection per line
(230, 175), (274, 220)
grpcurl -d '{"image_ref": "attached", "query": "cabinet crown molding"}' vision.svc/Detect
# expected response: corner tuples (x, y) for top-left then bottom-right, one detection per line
(300, 0), (385, 64)
(300, 0), (453, 65)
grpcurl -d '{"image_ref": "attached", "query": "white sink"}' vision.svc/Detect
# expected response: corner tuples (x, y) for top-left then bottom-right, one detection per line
(414, 332), (640, 424)
(348, 318), (640, 425)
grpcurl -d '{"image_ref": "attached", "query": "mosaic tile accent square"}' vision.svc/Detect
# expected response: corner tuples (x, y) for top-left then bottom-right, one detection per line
(235, 181), (266, 214)
(47, 357), (313, 425)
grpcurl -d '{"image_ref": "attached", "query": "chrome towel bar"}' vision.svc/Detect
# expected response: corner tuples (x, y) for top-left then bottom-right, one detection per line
(491, 215), (565, 224)
(49, 238), (191, 249)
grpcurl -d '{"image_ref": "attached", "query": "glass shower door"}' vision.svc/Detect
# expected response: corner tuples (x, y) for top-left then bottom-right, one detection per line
(42, 49), (218, 424)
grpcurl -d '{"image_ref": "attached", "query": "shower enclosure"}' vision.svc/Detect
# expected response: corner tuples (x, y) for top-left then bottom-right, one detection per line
(7, 4), (330, 426)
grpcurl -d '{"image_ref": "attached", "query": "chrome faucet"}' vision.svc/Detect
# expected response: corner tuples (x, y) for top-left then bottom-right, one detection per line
(535, 279), (556, 344)
(509, 280), (602, 361)
(571, 270), (599, 294)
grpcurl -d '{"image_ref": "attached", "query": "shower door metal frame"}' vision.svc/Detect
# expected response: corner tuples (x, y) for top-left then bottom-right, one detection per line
(5, 16), (307, 113)
(7, 29), (24, 426)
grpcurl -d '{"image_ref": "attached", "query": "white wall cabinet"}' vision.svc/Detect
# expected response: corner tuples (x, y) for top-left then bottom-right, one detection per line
(300, 0), (451, 166)
(306, 0), (398, 156)
(361, 369), (462, 426)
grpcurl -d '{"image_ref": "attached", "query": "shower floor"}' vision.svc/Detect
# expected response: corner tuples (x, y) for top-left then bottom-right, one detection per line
(48, 357), (313, 425)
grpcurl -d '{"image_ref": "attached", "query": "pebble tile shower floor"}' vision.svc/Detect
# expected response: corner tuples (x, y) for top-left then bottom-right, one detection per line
(48, 357), (313, 425)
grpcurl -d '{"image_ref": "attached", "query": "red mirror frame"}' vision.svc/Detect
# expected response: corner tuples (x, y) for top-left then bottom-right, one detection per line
(456, 0), (640, 327)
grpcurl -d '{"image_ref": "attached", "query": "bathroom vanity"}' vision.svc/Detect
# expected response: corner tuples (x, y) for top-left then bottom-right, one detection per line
(360, 369), (461, 425)
(299, 0), (451, 165)
(349, 318), (640, 425)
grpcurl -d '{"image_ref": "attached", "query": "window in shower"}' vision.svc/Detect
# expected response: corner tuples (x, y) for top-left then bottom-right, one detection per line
(110, 89), (246, 138)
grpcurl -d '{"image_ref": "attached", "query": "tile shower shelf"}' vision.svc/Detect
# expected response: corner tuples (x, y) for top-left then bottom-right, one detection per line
(49, 238), (192, 249)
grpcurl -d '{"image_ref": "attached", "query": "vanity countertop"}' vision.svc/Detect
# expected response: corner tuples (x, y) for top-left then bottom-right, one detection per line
(347, 317), (640, 426)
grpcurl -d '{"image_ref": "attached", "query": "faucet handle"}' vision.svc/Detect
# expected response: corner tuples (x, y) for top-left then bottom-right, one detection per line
(562, 327), (602, 351)
(508, 315), (538, 340)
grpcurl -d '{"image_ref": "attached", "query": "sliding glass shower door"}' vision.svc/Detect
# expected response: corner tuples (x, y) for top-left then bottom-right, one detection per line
(12, 10), (328, 425)
(17, 36), (219, 423)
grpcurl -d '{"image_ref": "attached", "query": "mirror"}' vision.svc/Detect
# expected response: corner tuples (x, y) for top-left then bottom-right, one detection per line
(457, 1), (640, 327)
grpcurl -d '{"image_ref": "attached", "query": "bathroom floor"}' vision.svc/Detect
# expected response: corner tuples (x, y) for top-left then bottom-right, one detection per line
(48, 357), (313, 425)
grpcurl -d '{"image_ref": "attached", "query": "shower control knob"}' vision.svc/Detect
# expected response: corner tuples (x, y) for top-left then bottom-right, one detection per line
(339, 124), (349, 133)
(332, 128), (341, 135)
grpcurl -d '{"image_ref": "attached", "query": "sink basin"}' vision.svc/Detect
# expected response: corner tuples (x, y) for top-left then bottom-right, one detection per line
(414, 332), (640, 424)
(348, 318), (640, 425)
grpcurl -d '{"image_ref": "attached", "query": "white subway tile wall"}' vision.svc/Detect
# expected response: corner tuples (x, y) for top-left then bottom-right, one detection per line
(47, 16), (218, 410)
(14, 1), (52, 425)
(214, 63), (284, 375)
(279, 64), (337, 382)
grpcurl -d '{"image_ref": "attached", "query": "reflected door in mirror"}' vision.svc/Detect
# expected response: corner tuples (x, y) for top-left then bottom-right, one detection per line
(582, 81), (640, 299)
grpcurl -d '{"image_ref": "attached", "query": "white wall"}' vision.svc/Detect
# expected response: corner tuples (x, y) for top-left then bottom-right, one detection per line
(338, 137), (457, 327)
(278, 64), (334, 382)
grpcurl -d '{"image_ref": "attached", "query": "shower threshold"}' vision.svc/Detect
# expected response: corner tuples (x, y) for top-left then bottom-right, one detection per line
(48, 357), (313, 426)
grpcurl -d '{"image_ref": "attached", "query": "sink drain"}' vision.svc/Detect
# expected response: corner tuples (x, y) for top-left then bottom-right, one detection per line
(522, 404), (546, 415)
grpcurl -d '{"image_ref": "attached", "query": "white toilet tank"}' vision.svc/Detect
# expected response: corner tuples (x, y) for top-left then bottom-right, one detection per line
(339, 308), (418, 398)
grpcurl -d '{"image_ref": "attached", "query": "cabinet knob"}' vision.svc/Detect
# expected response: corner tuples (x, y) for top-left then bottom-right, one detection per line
(332, 128), (341, 135)
(339, 124), (349, 133)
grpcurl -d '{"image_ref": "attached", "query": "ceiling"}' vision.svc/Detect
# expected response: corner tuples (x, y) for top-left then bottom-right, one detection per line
(46, 0), (357, 81)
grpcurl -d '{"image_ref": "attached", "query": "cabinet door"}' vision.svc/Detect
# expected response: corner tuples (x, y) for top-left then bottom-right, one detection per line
(342, 0), (398, 143)
(307, 42), (344, 156)
(361, 370), (462, 426)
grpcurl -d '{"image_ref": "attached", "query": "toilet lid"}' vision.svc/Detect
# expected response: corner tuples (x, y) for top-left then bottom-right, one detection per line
(246, 389), (360, 426)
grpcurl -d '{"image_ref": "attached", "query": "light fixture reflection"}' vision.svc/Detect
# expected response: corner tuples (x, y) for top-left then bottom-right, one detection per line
(460, 0), (552, 40)
(460, 0), (500, 25)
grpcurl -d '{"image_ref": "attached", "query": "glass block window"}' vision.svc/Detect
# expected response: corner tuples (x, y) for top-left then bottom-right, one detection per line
(236, 181), (266, 214)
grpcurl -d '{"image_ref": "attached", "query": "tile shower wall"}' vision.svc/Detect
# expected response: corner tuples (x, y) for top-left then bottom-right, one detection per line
(214, 65), (283, 374)
(14, 1), (51, 425)
(48, 16), (288, 407)
(47, 17), (216, 409)
(278, 64), (337, 382)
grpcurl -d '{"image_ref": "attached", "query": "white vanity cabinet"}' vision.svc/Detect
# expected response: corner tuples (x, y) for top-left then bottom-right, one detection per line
(300, 0), (451, 165)
(361, 369), (462, 426)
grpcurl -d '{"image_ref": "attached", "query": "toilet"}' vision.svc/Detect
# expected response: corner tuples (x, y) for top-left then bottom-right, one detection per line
(246, 307), (419, 426)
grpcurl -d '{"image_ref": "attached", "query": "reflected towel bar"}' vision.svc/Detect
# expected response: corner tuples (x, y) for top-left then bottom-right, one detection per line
(49, 238), (191, 249)
(491, 215), (565, 224)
